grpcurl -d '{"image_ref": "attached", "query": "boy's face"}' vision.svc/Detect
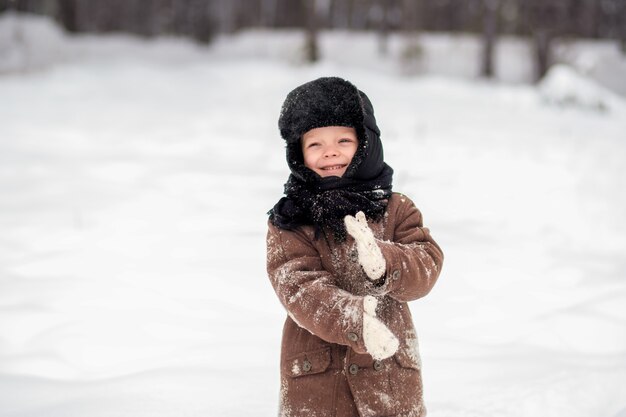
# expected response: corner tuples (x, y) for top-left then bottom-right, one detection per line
(301, 126), (358, 178)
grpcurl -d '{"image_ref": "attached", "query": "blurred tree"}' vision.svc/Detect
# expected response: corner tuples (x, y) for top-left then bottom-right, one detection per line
(14, 0), (32, 11)
(600, 0), (626, 53)
(56, 0), (77, 32)
(375, 0), (390, 55)
(523, 0), (570, 81)
(569, 0), (597, 38)
(345, 0), (355, 28)
(399, 0), (423, 74)
(0, 0), (56, 14)
(273, 0), (305, 28)
(184, 0), (214, 43)
(304, 0), (321, 62)
(617, 1), (626, 55)
(401, 0), (419, 31)
(259, 0), (278, 27)
(0, 0), (14, 12)
(481, 0), (499, 78)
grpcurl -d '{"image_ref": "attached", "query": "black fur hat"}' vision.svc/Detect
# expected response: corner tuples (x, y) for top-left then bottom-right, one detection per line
(278, 77), (384, 181)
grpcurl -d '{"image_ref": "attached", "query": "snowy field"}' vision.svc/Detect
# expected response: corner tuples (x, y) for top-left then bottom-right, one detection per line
(1, 14), (626, 417)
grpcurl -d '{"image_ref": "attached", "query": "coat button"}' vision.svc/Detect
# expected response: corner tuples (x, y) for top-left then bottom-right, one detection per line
(349, 364), (359, 375)
(302, 359), (312, 372)
(347, 332), (359, 342)
(373, 360), (383, 371)
(349, 250), (358, 262)
(392, 270), (400, 280)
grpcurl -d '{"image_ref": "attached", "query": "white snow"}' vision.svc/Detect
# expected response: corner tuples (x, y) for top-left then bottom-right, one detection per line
(0, 12), (68, 73)
(538, 64), (626, 112)
(1, 13), (626, 417)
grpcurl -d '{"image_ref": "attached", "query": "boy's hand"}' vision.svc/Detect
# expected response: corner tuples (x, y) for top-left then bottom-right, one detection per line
(344, 211), (386, 281)
(362, 296), (398, 360)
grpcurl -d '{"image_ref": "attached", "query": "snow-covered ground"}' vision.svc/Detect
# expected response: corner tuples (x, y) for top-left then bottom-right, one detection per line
(1, 13), (626, 417)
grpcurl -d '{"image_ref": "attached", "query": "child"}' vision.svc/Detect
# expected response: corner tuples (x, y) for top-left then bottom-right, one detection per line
(267, 77), (443, 417)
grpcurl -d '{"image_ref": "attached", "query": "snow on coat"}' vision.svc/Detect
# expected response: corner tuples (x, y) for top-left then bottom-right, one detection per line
(267, 193), (444, 417)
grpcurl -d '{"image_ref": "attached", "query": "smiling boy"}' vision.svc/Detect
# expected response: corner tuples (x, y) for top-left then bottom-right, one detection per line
(267, 77), (443, 417)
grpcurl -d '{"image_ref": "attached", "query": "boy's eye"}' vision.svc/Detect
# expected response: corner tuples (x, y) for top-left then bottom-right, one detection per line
(339, 138), (354, 143)
(307, 142), (320, 148)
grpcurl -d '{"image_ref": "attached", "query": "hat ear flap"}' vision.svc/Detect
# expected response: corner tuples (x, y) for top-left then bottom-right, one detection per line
(343, 91), (384, 181)
(359, 91), (380, 137)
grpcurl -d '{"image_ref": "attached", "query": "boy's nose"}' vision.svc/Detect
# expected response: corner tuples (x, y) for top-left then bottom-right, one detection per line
(323, 147), (339, 157)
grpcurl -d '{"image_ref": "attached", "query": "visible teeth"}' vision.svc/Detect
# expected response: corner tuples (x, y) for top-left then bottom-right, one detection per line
(323, 165), (343, 170)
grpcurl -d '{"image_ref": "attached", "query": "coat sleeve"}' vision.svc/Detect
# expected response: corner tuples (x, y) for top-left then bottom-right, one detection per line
(377, 196), (444, 302)
(266, 222), (368, 353)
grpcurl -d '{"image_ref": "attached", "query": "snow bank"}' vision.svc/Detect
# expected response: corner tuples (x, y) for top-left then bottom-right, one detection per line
(0, 12), (68, 73)
(539, 64), (626, 113)
(0, 12), (213, 73)
(553, 39), (626, 96)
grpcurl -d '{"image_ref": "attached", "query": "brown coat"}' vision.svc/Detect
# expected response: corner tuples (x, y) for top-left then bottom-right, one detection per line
(267, 193), (443, 417)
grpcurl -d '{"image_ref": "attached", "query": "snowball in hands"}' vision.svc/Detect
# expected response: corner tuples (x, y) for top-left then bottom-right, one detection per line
(344, 211), (386, 281)
(362, 296), (399, 360)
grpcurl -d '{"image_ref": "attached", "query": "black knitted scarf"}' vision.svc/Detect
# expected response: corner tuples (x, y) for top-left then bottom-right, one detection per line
(269, 163), (393, 241)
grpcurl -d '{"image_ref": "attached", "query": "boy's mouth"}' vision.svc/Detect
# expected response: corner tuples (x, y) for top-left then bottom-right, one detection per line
(321, 164), (346, 172)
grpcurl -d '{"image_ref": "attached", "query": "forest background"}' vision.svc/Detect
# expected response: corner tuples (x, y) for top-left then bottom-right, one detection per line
(3, 0), (626, 81)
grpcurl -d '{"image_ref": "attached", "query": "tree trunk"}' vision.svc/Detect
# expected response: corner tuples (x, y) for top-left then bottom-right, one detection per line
(402, 0), (418, 31)
(260, 0), (278, 27)
(378, 0), (389, 56)
(534, 29), (551, 81)
(617, 1), (626, 55)
(57, 0), (79, 32)
(481, 0), (498, 78)
(304, 0), (320, 62)
(524, 0), (561, 82)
